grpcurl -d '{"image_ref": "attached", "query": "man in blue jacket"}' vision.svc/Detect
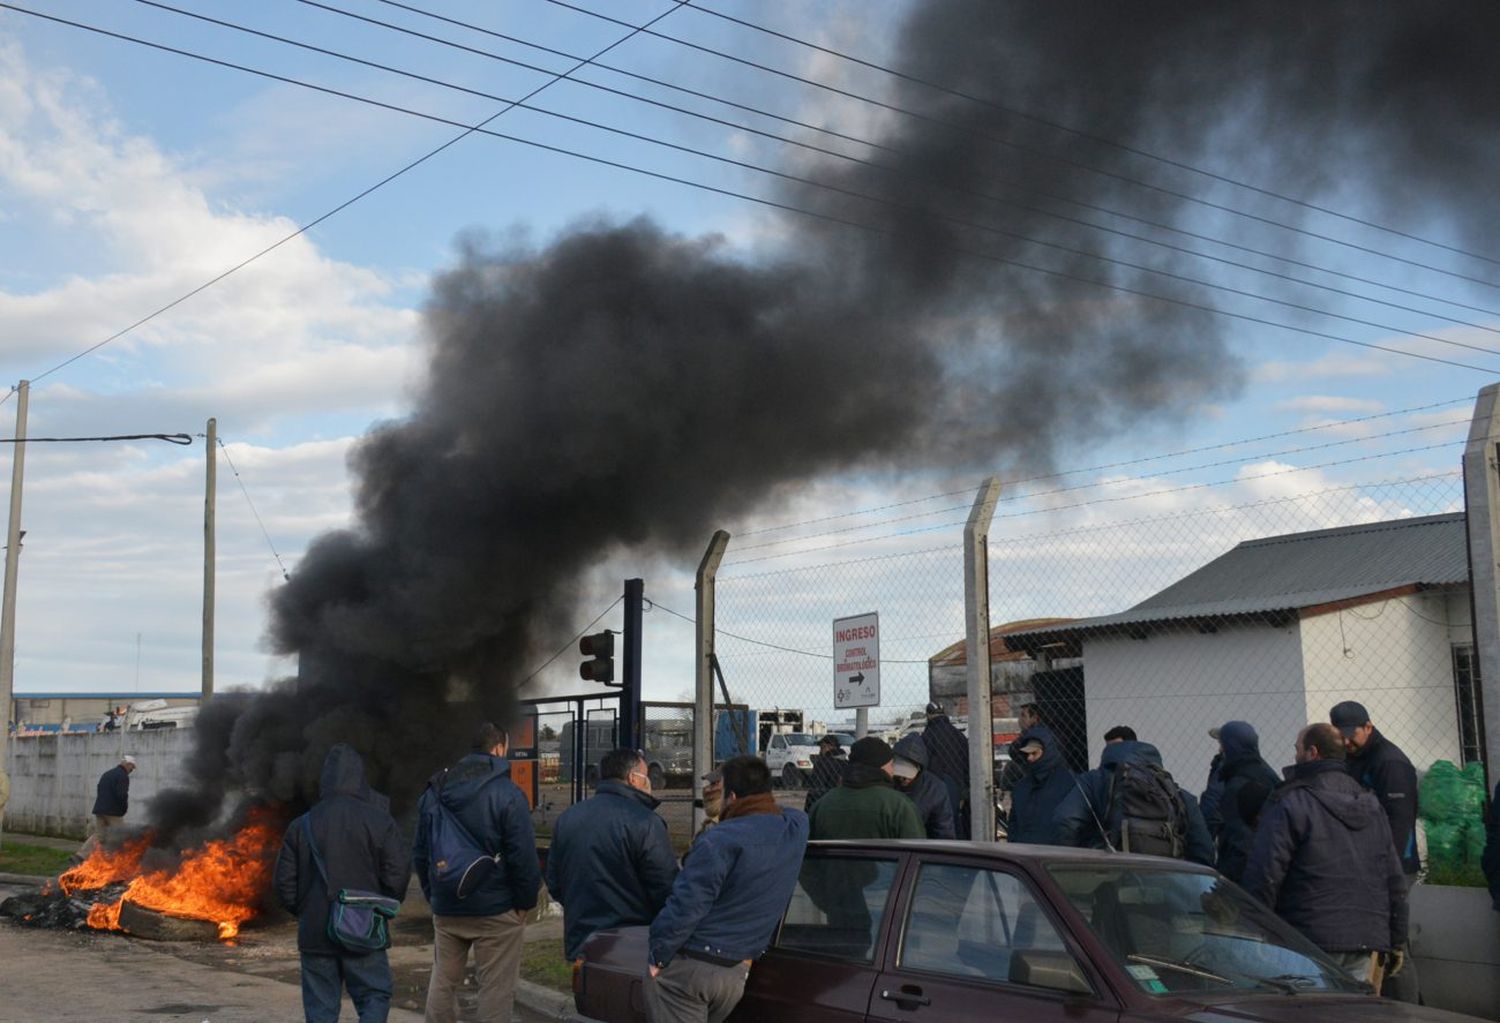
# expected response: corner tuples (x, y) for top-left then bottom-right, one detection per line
(546, 748), (678, 961)
(1241, 723), (1408, 984)
(1052, 739), (1214, 866)
(1007, 726), (1073, 845)
(1330, 701), (1420, 1002)
(1482, 781), (1500, 913)
(647, 755), (808, 1023)
(275, 744), (409, 1023)
(1209, 721), (1280, 884)
(413, 723), (541, 1023)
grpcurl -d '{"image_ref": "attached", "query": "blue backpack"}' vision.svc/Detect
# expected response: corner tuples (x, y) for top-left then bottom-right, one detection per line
(426, 770), (505, 902)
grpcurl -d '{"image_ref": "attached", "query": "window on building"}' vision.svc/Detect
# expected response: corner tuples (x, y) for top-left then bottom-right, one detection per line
(1451, 645), (1483, 766)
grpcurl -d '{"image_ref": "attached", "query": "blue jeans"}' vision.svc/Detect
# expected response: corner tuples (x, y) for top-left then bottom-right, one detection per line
(300, 950), (393, 1022)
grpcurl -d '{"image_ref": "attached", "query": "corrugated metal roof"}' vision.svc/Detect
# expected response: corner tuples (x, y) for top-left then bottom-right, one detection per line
(1009, 512), (1467, 648)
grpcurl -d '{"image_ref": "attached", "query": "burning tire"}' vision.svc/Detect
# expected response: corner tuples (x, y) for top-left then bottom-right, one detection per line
(117, 899), (222, 942)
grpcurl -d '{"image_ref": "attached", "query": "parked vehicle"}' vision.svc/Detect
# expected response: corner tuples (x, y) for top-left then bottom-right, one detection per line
(572, 841), (1484, 1023)
(766, 732), (854, 789)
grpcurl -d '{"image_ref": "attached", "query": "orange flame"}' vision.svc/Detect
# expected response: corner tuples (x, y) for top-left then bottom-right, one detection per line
(63, 806), (286, 940)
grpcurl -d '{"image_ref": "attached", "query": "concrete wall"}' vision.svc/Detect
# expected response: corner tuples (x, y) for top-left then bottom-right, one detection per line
(1411, 883), (1500, 1021)
(2, 729), (196, 838)
(1300, 591), (1463, 773)
(1081, 623), (1306, 789)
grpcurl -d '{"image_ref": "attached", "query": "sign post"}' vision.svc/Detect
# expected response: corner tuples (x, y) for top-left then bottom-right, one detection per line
(834, 612), (880, 738)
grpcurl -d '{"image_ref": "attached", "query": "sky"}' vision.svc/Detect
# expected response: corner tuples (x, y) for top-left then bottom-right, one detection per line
(0, 0), (1494, 730)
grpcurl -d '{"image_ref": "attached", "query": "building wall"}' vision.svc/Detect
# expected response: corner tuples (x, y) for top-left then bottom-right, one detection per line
(2, 729), (197, 838)
(1080, 623), (1307, 793)
(1300, 590), (1463, 771)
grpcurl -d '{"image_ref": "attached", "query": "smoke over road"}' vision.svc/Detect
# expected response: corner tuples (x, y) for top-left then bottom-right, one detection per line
(147, 1), (1497, 838)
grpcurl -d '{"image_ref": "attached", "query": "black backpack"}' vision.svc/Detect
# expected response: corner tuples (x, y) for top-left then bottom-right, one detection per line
(1105, 761), (1189, 858)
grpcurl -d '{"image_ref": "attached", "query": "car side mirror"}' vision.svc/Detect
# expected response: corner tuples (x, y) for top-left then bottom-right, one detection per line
(1009, 949), (1091, 994)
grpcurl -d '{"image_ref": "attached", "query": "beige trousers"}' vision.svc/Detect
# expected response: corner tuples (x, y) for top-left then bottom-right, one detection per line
(424, 911), (526, 1023)
(74, 814), (124, 863)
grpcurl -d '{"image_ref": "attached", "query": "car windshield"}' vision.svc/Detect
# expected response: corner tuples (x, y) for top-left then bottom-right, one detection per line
(786, 733), (818, 746)
(1045, 865), (1369, 997)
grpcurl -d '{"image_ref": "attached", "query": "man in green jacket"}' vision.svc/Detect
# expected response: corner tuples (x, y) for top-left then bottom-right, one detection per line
(809, 737), (925, 840)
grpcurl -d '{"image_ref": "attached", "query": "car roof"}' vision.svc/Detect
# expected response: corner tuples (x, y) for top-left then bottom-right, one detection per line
(806, 838), (1219, 872)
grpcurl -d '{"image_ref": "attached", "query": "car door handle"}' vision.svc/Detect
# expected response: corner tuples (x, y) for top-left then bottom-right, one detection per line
(880, 986), (932, 1009)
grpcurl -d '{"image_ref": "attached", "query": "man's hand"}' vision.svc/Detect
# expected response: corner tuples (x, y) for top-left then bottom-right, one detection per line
(649, 965), (661, 979)
(1385, 949), (1406, 977)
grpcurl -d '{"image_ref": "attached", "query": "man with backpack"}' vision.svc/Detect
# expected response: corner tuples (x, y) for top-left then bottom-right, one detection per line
(274, 743), (409, 1023)
(413, 722), (541, 1023)
(1052, 738), (1214, 865)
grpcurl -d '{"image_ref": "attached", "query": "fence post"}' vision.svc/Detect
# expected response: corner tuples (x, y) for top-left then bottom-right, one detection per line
(965, 477), (1002, 842)
(1463, 385), (1500, 781)
(695, 531), (730, 836)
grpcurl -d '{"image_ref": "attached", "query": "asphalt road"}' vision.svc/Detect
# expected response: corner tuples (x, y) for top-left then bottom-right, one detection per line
(0, 881), (558, 1022)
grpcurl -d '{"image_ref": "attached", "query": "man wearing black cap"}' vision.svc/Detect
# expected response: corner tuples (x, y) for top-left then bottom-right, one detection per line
(921, 702), (971, 839)
(1329, 700), (1420, 1002)
(803, 734), (845, 811)
(808, 737), (924, 840)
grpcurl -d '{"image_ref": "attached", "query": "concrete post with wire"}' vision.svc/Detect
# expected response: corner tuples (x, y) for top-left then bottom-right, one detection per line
(694, 531), (729, 836)
(964, 477), (1001, 842)
(0, 379), (29, 846)
(202, 417), (216, 701)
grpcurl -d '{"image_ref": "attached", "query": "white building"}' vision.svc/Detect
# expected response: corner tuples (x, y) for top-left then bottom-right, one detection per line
(1007, 513), (1476, 790)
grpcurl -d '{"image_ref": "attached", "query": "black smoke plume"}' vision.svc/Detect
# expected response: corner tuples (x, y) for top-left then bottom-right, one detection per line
(147, 1), (1497, 838)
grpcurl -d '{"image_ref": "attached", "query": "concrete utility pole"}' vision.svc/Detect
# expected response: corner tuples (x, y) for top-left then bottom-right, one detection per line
(964, 476), (1001, 843)
(0, 380), (30, 844)
(1462, 386), (1500, 780)
(202, 418), (216, 701)
(693, 531), (729, 836)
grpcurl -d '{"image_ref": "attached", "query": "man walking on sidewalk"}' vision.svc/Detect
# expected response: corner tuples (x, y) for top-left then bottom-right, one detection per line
(74, 754), (135, 863)
(414, 723), (540, 1023)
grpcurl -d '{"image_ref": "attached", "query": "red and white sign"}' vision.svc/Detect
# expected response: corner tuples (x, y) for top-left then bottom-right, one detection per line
(833, 612), (880, 709)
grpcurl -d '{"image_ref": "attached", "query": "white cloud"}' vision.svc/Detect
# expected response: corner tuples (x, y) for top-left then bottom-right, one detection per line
(1274, 395), (1384, 416)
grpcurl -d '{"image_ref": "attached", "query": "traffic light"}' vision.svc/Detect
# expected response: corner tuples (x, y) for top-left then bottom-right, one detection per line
(579, 630), (615, 684)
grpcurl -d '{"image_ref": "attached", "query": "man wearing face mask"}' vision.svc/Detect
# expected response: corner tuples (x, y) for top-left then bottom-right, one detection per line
(891, 733), (955, 839)
(546, 748), (679, 964)
(696, 769), (724, 838)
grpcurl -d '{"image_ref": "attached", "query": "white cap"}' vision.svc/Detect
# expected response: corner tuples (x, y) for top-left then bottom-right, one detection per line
(892, 757), (919, 780)
(121, 755), (137, 765)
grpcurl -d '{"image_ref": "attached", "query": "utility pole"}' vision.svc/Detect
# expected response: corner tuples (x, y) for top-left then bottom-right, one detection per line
(202, 418), (215, 701)
(0, 380), (31, 845)
(620, 578), (643, 750)
(964, 476), (1001, 843)
(694, 531), (729, 836)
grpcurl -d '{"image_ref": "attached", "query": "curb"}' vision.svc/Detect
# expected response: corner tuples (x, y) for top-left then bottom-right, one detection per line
(515, 977), (575, 1020)
(0, 872), (49, 886)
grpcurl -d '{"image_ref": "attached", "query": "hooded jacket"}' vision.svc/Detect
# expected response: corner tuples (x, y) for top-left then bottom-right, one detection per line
(803, 747), (846, 811)
(274, 744), (410, 955)
(1345, 728), (1420, 874)
(1212, 722), (1281, 884)
(1006, 725), (1074, 846)
(1052, 740), (1214, 866)
(1241, 758), (1408, 953)
(545, 779), (679, 960)
(808, 761), (925, 840)
(920, 714), (970, 791)
(412, 752), (541, 917)
(892, 734), (955, 840)
(1481, 780), (1500, 912)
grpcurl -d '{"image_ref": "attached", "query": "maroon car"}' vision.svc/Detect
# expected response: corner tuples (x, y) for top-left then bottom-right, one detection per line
(572, 840), (1484, 1023)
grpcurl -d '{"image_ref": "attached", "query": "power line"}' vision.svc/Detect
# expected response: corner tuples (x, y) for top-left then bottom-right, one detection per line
(2, 0), (692, 389)
(521, 595), (624, 685)
(545, 0), (1500, 292)
(215, 437), (290, 581)
(9, 4), (1496, 378)
(129, 4), (1500, 361)
(336, 0), (1500, 328)
(0, 432), (192, 444)
(683, 0), (1500, 271)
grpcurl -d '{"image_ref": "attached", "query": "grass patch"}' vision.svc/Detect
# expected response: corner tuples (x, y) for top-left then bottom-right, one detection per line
(520, 935), (574, 993)
(0, 841), (73, 878)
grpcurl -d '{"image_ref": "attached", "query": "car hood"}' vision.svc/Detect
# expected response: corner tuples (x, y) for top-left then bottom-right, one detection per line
(1168, 994), (1485, 1023)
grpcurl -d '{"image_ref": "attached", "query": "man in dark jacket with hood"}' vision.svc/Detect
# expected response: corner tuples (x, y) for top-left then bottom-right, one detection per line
(414, 723), (541, 1023)
(1482, 780), (1500, 913)
(1330, 701), (1421, 1002)
(546, 748), (678, 962)
(275, 744), (409, 1023)
(1007, 726), (1073, 846)
(1209, 721), (1280, 884)
(803, 734), (846, 811)
(1241, 723), (1408, 984)
(891, 733), (955, 839)
(1053, 739), (1214, 866)
(921, 702), (970, 839)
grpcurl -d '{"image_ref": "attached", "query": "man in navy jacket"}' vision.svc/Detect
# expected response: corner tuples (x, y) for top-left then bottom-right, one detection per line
(647, 755), (808, 1023)
(275, 744), (409, 1023)
(546, 748), (678, 961)
(1007, 726), (1074, 845)
(414, 722), (540, 1023)
(1053, 739), (1214, 866)
(1209, 721), (1280, 884)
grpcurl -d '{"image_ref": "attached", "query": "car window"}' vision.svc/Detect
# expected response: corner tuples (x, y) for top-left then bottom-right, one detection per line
(771, 735), (785, 750)
(900, 863), (1071, 985)
(776, 855), (900, 964)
